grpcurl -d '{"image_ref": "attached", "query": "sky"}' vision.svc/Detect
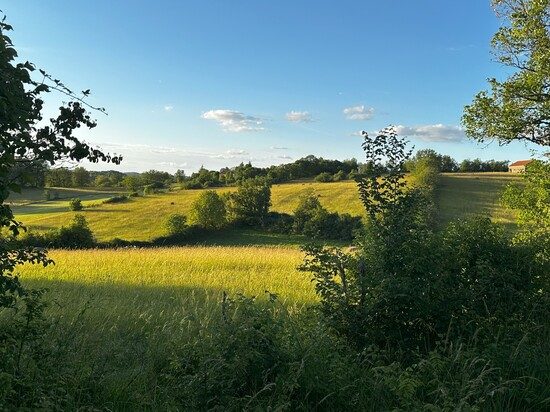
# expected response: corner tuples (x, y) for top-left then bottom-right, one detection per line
(3, 0), (541, 172)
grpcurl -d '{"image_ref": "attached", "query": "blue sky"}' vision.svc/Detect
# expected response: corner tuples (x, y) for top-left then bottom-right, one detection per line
(4, 0), (540, 172)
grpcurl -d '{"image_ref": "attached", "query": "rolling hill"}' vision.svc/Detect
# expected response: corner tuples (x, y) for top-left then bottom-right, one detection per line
(11, 173), (520, 243)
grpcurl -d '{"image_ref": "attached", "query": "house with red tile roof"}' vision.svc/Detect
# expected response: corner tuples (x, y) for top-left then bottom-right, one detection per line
(508, 160), (532, 173)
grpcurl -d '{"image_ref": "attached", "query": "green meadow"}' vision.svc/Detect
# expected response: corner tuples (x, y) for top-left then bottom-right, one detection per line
(12, 173), (519, 243)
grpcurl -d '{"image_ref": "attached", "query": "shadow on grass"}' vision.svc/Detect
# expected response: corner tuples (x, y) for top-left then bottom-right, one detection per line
(435, 175), (518, 232)
(99, 226), (348, 249)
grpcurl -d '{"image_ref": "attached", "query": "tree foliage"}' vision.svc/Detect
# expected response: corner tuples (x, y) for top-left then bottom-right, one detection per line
(227, 177), (272, 226)
(0, 15), (120, 308)
(502, 159), (550, 262)
(463, 0), (550, 146)
(190, 190), (227, 229)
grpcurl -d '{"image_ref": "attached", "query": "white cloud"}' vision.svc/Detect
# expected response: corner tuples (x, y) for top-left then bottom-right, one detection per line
(343, 105), (374, 120)
(226, 149), (249, 156)
(395, 124), (465, 142)
(164, 105), (174, 112)
(278, 154), (293, 160)
(286, 111), (313, 123)
(202, 109), (264, 132)
(270, 146), (289, 150)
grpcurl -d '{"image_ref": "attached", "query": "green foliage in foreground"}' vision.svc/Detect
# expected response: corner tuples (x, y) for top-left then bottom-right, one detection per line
(463, 0), (550, 146)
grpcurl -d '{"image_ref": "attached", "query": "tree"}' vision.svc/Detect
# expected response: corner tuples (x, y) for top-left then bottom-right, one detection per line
(122, 175), (142, 191)
(190, 190), (227, 229)
(0, 15), (121, 309)
(227, 177), (272, 226)
(46, 167), (73, 187)
(462, 0), (550, 146)
(174, 169), (186, 183)
(72, 167), (90, 187)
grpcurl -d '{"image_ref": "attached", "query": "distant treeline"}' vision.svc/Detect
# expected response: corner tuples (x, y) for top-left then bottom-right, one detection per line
(10, 150), (509, 190)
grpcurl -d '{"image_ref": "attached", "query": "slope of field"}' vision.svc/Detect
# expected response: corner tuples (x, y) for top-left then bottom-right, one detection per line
(7, 187), (126, 216)
(12, 174), (520, 242)
(437, 173), (518, 229)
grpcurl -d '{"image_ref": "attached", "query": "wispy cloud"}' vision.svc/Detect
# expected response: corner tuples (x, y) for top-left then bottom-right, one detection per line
(343, 105), (374, 120)
(89, 142), (292, 172)
(202, 109), (264, 132)
(226, 149), (249, 156)
(286, 110), (313, 123)
(395, 124), (465, 142)
(164, 105), (174, 112)
(270, 146), (289, 150)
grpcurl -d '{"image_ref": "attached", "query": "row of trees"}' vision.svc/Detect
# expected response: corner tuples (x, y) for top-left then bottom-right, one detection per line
(403, 149), (509, 173)
(11, 151), (512, 191)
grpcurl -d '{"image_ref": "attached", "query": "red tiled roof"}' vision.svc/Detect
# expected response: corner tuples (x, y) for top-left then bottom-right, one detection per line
(509, 160), (532, 167)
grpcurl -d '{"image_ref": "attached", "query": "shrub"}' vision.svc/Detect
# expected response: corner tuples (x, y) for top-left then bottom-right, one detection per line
(409, 156), (440, 189)
(332, 170), (346, 181)
(226, 177), (271, 227)
(292, 191), (322, 233)
(314, 172), (333, 182)
(20, 214), (96, 248)
(68, 197), (83, 211)
(264, 211), (294, 233)
(143, 184), (157, 195)
(103, 195), (129, 204)
(190, 190), (227, 229)
(300, 128), (547, 352)
(293, 192), (362, 240)
(165, 213), (188, 236)
(53, 214), (95, 248)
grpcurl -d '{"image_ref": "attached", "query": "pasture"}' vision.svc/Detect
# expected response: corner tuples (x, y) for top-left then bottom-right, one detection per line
(12, 173), (519, 242)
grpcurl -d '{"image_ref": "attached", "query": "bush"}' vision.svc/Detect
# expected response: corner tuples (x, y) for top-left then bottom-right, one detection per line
(53, 214), (95, 248)
(332, 170), (346, 181)
(293, 192), (362, 240)
(21, 215), (95, 248)
(143, 184), (157, 195)
(165, 213), (188, 236)
(68, 198), (83, 211)
(103, 195), (129, 204)
(190, 190), (227, 229)
(409, 156), (440, 189)
(314, 172), (333, 182)
(264, 212), (294, 233)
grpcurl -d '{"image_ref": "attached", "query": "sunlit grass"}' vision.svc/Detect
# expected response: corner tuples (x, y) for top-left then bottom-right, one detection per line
(12, 175), (520, 242)
(20, 246), (313, 304)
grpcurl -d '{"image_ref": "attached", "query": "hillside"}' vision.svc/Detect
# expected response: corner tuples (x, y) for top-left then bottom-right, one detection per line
(12, 173), (520, 243)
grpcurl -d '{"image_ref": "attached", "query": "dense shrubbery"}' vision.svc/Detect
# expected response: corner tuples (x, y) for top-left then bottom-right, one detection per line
(164, 213), (188, 236)
(292, 191), (361, 240)
(314, 171), (333, 182)
(102, 194), (130, 204)
(68, 198), (83, 211)
(20, 215), (95, 249)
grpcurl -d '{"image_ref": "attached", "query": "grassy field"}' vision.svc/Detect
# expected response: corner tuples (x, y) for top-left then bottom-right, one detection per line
(9, 174), (541, 409)
(12, 247), (310, 407)
(12, 173), (520, 242)
(20, 247), (312, 304)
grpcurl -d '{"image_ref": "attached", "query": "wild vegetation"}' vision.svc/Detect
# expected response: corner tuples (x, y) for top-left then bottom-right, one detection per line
(1, 1), (549, 410)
